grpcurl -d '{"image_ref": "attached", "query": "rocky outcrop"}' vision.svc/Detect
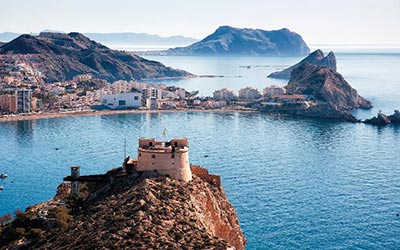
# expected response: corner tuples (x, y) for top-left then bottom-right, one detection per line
(286, 63), (372, 110)
(261, 101), (359, 122)
(162, 26), (310, 56)
(364, 110), (400, 125)
(0, 32), (191, 83)
(0, 170), (245, 250)
(268, 49), (337, 79)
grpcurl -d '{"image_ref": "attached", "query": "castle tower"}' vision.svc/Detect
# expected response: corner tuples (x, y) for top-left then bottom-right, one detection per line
(136, 138), (192, 182)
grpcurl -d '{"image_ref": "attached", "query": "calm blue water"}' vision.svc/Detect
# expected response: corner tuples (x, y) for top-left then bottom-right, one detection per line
(1, 51), (400, 249)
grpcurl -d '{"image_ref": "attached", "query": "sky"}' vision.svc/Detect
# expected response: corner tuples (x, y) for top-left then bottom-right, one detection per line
(1, 0), (400, 45)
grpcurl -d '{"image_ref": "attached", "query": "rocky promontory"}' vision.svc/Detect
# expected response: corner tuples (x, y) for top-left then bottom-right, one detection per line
(268, 49), (337, 79)
(260, 62), (372, 122)
(0, 168), (245, 250)
(286, 63), (372, 110)
(161, 26), (310, 56)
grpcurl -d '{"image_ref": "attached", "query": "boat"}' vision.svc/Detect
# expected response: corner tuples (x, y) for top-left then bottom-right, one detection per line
(0, 185), (3, 190)
(0, 173), (8, 179)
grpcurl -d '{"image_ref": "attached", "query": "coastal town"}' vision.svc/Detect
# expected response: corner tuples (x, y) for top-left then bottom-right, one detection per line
(0, 53), (301, 119)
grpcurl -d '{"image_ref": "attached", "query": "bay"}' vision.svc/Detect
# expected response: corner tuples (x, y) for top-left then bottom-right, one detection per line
(1, 49), (400, 249)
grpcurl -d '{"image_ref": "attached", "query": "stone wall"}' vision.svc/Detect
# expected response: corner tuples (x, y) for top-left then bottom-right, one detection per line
(190, 165), (221, 187)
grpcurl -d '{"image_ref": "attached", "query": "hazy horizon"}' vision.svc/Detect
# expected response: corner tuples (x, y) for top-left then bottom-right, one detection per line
(1, 0), (399, 45)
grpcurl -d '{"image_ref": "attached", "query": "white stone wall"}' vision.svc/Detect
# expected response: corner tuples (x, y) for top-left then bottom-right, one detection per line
(136, 148), (192, 182)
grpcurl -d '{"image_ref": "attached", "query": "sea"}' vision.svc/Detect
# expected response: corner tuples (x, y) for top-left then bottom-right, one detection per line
(1, 45), (400, 249)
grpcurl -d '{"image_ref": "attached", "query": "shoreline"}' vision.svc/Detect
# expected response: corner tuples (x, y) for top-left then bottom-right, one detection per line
(0, 108), (258, 123)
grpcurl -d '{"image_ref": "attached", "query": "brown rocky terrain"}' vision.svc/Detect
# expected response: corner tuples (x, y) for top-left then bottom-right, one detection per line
(268, 49), (337, 79)
(0, 169), (245, 250)
(0, 32), (191, 83)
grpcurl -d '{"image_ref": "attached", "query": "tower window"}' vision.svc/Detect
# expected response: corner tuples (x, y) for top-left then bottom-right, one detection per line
(152, 154), (155, 158)
(171, 154), (175, 158)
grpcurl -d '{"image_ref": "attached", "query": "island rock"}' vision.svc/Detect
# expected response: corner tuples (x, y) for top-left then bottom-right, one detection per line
(268, 49), (337, 79)
(162, 26), (310, 56)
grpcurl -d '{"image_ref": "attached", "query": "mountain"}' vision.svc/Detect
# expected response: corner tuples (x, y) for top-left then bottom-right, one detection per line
(0, 170), (246, 249)
(286, 63), (372, 110)
(0, 32), (191, 83)
(162, 26), (310, 56)
(84, 33), (198, 46)
(0, 42), (4, 47)
(0, 32), (20, 42)
(0, 32), (198, 46)
(268, 49), (337, 79)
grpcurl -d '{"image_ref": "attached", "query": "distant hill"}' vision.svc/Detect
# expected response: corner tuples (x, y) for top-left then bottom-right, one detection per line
(161, 26), (310, 56)
(0, 32), (191, 83)
(84, 33), (198, 46)
(0, 32), (198, 46)
(0, 41), (5, 47)
(268, 49), (337, 79)
(0, 32), (20, 42)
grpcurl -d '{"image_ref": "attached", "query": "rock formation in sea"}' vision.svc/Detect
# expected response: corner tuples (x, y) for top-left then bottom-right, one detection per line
(286, 63), (372, 110)
(161, 26), (310, 56)
(0, 167), (246, 249)
(0, 32), (191, 83)
(364, 110), (400, 125)
(260, 63), (372, 122)
(268, 49), (337, 79)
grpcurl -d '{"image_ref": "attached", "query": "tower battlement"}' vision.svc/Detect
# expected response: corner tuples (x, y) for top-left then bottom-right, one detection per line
(135, 137), (192, 182)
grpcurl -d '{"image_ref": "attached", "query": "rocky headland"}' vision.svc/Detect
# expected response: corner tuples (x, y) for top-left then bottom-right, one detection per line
(0, 32), (192, 83)
(158, 26), (310, 56)
(268, 49), (337, 79)
(0, 167), (245, 250)
(260, 62), (372, 122)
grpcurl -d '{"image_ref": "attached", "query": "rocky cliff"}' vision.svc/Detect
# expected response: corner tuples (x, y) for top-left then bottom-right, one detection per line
(268, 49), (337, 79)
(0, 170), (245, 250)
(0, 32), (191, 83)
(286, 63), (372, 110)
(163, 26), (310, 56)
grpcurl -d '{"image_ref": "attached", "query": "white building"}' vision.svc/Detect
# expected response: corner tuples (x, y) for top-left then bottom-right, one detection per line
(238, 87), (262, 100)
(213, 88), (237, 101)
(263, 85), (286, 97)
(146, 97), (159, 109)
(101, 92), (142, 110)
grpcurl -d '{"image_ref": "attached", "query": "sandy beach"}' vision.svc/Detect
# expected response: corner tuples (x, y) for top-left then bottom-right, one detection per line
(0, 108), (257, 123)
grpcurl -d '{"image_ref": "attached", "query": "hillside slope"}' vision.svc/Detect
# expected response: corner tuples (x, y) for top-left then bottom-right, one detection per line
(0, 32), (191, 83)
(0, 171), (246, 250)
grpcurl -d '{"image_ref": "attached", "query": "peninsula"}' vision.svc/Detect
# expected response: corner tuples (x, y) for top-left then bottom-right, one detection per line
(0, 32), (191, 83)
(0, 137), (246, 249)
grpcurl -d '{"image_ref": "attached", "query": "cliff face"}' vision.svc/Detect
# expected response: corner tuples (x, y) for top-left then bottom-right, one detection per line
(0, 172), (245, 250)
(286, 63), (372, 110)
(164, 26), (310, 56)
(0, 32), (191, 83)
(268, 49), (337, 79)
